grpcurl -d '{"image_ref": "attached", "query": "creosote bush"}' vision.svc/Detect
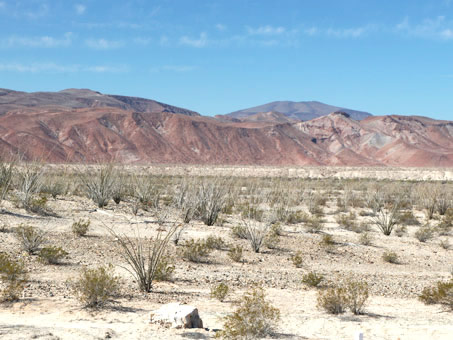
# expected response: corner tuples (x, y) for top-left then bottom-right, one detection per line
(305, 216), (324, 233)
(216, 286), (280, 339)
(38, 246), (68, 265)
(317, 286), (347, 314)
(205, 236), (227, 250)
(419, 279), (453, 311)
(72, 219), (90, 237)
(302, 271), (324, 287)
(414, 225), (435, 243)
(181, 238), (212, 263)
(291, 251), (304, 268)
(15, 224), (47, 255)
(210, 282), (229, 302)
(382, 250), (399, 264)
(72, 264), (120, 308)
(228, 245), (243, 263)
(0, 253), (28, 301)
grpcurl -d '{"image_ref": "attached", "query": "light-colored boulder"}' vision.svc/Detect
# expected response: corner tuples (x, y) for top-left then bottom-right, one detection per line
(150, 303), (203, 329)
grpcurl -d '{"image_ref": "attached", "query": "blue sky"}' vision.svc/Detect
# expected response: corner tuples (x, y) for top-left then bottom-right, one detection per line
(1, 0), (453, 120)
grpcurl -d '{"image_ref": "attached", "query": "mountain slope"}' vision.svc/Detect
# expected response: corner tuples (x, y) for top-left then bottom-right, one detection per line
(0, 88), (199, 116)
(226, 100), (372, 121)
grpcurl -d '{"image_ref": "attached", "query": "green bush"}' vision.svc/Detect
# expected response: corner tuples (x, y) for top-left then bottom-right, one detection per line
(72, 219), (90, 237)
(317, 286), (348, 314)
(38, 246), (68, 265)
(344, 279), (369, 315)
(419, 279), (453, 311)
(210, 282), (229, 302)
(72, 264), (120, 308)
(291, 251), (304, 268)
(205, 236), (227, 250)
(228, 245), (243, 263)
(0, 253), (28, 301)
(216, 287), (280, 339)
(181, 239), (212, 263)
(302, 271), (324, 287)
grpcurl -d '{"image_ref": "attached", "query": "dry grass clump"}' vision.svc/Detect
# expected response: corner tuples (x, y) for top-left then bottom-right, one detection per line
(72, 218), (90, 237)
(153, 254), (175, 282)
(0, 253), (28, 301)
(228, 245), (243, 263)
(15, 224), (47, 255)
(210, 282), (229, 302)
(304, 215), (324, 233)
(72, 264), (120, 308)
(414, 225), (435, 242)
(38, 246), (68, 265)
(291, 251), (304, 268)
(358, 232), (374, 246)
(382, 250), (399, 264)
(216, 286), (280, 339)
(419, 279), (453, 311)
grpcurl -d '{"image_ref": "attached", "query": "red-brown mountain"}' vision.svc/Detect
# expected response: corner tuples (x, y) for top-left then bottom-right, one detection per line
(0, 89), (452, 166)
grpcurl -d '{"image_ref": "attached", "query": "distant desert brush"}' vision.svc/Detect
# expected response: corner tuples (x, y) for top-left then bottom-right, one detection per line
(0, 253), (28, 301)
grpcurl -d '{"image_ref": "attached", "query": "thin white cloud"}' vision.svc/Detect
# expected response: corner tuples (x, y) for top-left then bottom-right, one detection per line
(159, 35), (169, 46)
(24, 3), (49, 19)
(396, 16), (453, 40)
(0, 62), (128, 73)
(326, 26), (369, 38)
(133, 37), (151, 45)
(0, 2), (5, 9)
(180, 32), (207, 47)
(216, 23), (227, 31)
(247, 25), (286, 35)
(75, 4), (86, 15)
(150, 65), (196, 73)
(85, 38), (124, 49)
(2, 32), (73, 48)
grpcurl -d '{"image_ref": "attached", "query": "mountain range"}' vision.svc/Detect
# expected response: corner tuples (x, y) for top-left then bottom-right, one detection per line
(0, 88), (452, 167)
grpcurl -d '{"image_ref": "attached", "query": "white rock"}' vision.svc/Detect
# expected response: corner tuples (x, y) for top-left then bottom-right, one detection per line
(150, 303), (203, 329)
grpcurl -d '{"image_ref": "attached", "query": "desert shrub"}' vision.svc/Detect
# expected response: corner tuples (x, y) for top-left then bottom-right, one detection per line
(415, 225), (435, 243)
(286, 211), (308, 224)
(72, 219), (90, 237)
(80, 164), (116, 208)
(41, 176), (66, 199)
(16, 162), (45, 211)
(172, 223), (187, 245)
(317, 286), (348, 314)
(72, 264), (120, 308)
(231, 225), (248, 240)
(239, 203), (264, 222)
(228, 245), (243, 263)
(216, 287), (280, 339)
(15, 224), (47, 254)
(291, 251), (304, 268)
(211, 282), (229, 302)
(181, 239), (212, 263)
(27, 195), (53, 215)
(302, 271), (324, 287)
(358, 232), (373, 246)
(440, 238), (451, 250)
(344, 279), (369, 315)
(194, 180), (226, 226)
(0, 253), (28, 301)
(109, 223), (178, 292)
(264, 228), (280, 250)
(371, 202), (400, 236)
(154, 254), (175, 282)
(419, 279), (453, 311)
(242, 219), (271, 253)
(133, 175), (158, 209)
(336, 212), (358, 231)
(382, 250), (399, 264)
(304, 216), (324, 233)
(416, 183), (439, 220)
(38, 246), (68, 265)
(0, 160), (14, 201)
(398, 210), (420, 226)
(205, 236), (227, 250)
(437, 209), (453, 235)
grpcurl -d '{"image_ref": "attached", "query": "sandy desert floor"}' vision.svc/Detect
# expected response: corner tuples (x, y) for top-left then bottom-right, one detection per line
(0, 165), (452, 340)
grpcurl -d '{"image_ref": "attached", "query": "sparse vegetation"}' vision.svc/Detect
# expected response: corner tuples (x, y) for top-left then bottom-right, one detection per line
(228, 245), (243, 263)
(419, 279), (453, 311)
(317, 286), (348, 314)
(72, 219), (90, 237)
(0, 253), (28, 301)
(382, 250), (399, 264)
(80, 163), (116, 208)
(15, 224), (47, 254)
(216, 286), (280, 339)
(302, 271), (324, 287)
(72, 264), (120, 308)
(181, 238), (213, 263)
(210, 282), (229, 302)
(38, 246), (68, 265)
(291, 251), (304, 268)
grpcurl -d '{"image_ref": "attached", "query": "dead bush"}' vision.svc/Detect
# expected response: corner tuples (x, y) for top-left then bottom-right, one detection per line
(15, 224), (47, 254)
(242, 219), (271, 253)
(415, 225), (435, 242)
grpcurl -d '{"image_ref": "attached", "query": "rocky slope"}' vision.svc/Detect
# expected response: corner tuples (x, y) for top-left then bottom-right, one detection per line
(0, 89), (452, 166)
